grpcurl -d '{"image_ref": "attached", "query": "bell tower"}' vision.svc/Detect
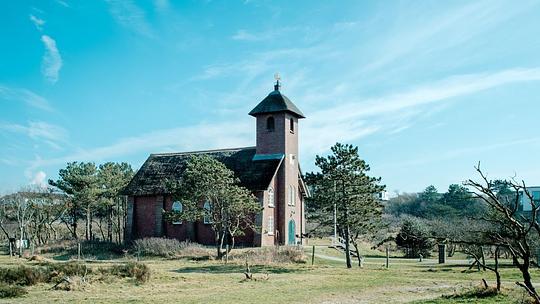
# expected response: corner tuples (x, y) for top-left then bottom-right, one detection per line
(249, 75), (305, 245)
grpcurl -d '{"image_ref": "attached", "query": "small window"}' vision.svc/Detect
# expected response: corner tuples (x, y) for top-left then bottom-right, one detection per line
(288, 185), (295, 206)
(203, 201), (212, 224)
(266, 116), (275, 132)
(267, 216), (274, 235)
(289, 118), (294, 133)
(268, 187), (274, 207)
(172, 201), (183, 225)
(289, 154), (295, 165)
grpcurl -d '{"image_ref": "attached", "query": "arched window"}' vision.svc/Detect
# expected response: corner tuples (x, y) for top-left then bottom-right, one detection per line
(172, 201), (182, 225)
(266, 116), (275, 132)
(289, 118), (294, 133)
(268, 187), (274, 207)
(203, 201), (212, 224)
(267, 216), (274, 235)
(288, 185), (295, 206)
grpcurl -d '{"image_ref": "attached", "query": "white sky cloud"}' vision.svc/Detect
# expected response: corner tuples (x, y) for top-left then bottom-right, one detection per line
(29, 14), (45, 31)
(30, 171), (47, 187)
(0, 121), (67, 148)
(0, 85), (53, 111)
(106, 0), (153, 37)
(41, 35), (63, 83)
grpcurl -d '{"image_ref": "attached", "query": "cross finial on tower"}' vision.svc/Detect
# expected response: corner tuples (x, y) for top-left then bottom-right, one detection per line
(274, 73), (281, 91)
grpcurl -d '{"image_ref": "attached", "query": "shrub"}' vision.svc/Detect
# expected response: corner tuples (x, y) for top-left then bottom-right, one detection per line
(0, 266), (47, 286)
(133, 238), (209, 259)
(0, 283), (27, 298)
(108, 262), (150, 283)
(443, 286), (499, 299)
(47, 262), (91, 277)
(233, 247), (307, 264)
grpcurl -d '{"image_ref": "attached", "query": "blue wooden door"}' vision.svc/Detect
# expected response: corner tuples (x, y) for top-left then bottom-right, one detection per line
(288, 219), (296, 245)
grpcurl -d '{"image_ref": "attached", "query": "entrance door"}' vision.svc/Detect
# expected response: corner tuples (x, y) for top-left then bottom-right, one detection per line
(288, 219), (296, 245)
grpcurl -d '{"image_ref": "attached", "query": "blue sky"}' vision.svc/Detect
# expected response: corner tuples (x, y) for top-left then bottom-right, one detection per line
(1, 0), (540, 194)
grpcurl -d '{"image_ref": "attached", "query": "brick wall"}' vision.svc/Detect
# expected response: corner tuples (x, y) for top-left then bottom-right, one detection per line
(133, 195), (157, 238)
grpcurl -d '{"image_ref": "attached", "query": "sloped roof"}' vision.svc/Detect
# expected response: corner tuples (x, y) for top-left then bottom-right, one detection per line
(249, 90), (305, 118)
(121, 147), (283, 196)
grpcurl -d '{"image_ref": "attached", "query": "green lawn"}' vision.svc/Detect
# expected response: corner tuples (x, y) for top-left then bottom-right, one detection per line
(0, 246), (537, 303)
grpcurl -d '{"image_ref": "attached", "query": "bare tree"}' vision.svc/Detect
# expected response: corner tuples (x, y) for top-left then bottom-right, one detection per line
(465, 163), (540, 303)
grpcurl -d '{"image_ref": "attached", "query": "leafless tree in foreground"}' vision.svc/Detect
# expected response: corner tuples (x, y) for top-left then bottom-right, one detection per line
(465, 163), (540, 303)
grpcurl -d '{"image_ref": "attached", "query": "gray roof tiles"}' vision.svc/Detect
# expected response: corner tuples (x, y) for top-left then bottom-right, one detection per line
(248, 90), (305, 118)
(121, 147), (282, 196)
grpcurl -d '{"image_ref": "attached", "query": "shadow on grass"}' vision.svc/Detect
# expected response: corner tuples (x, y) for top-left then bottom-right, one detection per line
(419, 263), (519, 271)
(173, 263), (307, 274)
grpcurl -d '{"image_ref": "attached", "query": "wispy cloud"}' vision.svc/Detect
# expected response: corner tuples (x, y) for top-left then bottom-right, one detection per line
(382, 137), (540, 169)
(30, 120), (252, 168)
(106, 0), (153, 37)
(311, 67), (540, 123)
(232, 29), (270, 42)
(302, 67), (540, 155)
(55, 0), (69, 7)
(41, 35), (63, 83)
(0, 85), (53, 111)
(0, 121), (67, 149)
(29, 14), (45, 31)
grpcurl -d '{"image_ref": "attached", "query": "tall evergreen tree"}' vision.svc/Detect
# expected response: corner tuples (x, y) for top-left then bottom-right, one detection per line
(97, 162), (134, 242)
(49, 162), (100, 240)
(306, 143), (385, 268)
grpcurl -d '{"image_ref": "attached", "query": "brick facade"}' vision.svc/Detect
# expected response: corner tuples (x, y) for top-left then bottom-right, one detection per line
(125, 86), (307, 246)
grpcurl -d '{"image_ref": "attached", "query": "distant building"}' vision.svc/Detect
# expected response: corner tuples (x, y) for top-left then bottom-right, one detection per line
(377, 190), (389, 202)
(520, 186), (540, 212)
(122, 80), (309, 246)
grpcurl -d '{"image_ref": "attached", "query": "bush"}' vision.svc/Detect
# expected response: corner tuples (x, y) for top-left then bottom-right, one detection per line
(0, 266), (47, 286)
(108, 262), (150, 283)
(0, 283), (27, 298)
(47, 262), (91, 277)
(443, 286), (499, 299)
(0, 262), (91, 287)
(234, 247), (307, 264)
(133, 238), (208, 259)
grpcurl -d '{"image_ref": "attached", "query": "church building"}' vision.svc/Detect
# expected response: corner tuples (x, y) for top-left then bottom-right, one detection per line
(122, 79), (309, 246)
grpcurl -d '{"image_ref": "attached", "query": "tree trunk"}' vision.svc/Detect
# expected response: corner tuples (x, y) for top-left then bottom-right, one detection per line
(107, 205), (113, 242)
(71, 201), (78, 239)
(216, 229), (224, 259)
(514, 253), (540, 302)
(85, 205), (91, 241)
(19, 225), (24, 257)
(344, 224), (352, 269)
(494, 247), (501, 291)
(342, 181), (352, 269)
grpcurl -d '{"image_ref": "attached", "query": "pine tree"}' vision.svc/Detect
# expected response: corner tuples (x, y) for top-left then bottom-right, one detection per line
(306, 143), (385, 268)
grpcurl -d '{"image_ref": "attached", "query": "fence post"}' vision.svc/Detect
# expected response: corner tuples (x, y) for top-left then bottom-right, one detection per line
(385, 247), (389, 268)
(225, 245), (229, 264)
(438, 244), (446, 264)
(78, 242), (81, 260)
(311, 245), (315, 265)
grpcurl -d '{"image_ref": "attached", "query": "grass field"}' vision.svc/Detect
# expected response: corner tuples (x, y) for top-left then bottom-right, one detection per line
(0, 241), (537, 303)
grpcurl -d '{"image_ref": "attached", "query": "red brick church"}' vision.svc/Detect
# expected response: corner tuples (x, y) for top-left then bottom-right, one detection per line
(122, 80), (309, 246)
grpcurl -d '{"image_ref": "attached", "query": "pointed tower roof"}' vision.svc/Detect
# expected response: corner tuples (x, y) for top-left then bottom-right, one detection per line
(249, 78), (305, 118)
